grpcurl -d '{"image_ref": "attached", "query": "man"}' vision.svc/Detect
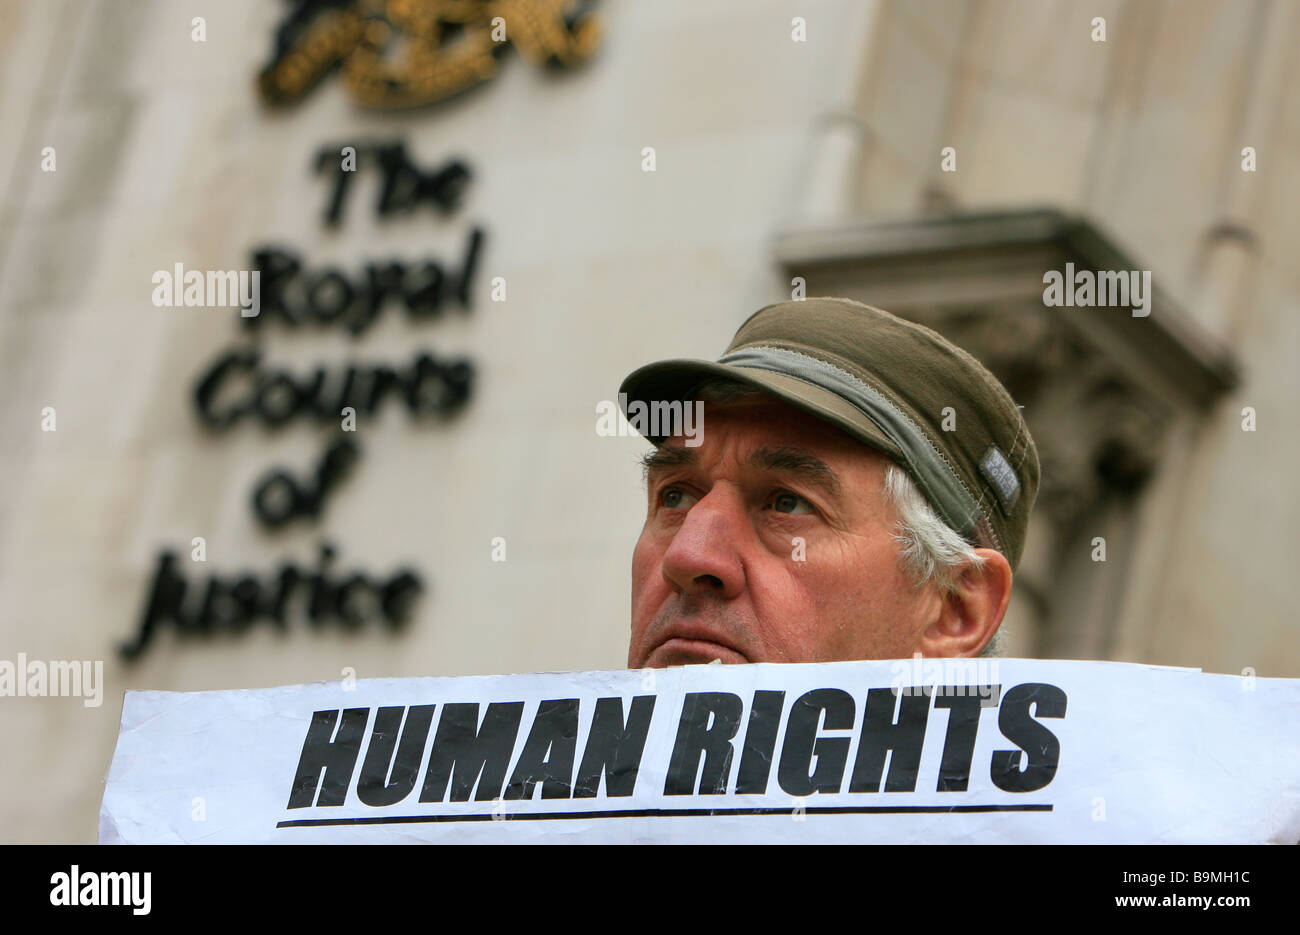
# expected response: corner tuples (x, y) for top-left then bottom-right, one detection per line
(619, 296), (1039, 668)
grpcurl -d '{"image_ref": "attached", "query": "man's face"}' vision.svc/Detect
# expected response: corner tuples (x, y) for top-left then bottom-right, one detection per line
(629, 394), (942, 668)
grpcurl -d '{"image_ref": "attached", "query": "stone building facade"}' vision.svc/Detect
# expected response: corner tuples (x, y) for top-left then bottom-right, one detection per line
(0, 0), (1294, 842)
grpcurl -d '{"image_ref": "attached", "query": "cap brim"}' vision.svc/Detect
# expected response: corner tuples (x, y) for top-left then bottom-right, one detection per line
(618, 358), (905, 463)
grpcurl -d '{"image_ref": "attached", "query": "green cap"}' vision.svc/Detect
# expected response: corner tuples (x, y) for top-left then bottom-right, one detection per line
(618, 296), (1040, 571)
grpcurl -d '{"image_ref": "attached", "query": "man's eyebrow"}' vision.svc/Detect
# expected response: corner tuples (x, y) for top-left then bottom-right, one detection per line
(640, 444), (843, 500)
(640, 446), (696, 484)
(749, 446), (843, 500)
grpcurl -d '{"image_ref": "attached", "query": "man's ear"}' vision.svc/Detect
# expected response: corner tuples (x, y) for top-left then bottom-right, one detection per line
(916, 548), (1013, 657)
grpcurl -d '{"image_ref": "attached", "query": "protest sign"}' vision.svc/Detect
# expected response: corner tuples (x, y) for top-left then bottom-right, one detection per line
(99, 659), (1300, 843)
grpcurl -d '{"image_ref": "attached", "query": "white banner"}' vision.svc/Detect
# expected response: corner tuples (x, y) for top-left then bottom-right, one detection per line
(99, 659), (1300, 843)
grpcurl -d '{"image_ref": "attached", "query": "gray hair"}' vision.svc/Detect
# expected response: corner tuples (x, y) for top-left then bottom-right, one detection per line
(883, 462), (1001, 657)
(688, 377), (1003, 657)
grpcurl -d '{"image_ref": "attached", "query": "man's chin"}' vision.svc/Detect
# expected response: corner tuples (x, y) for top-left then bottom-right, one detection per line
(640, 638), (750, 668)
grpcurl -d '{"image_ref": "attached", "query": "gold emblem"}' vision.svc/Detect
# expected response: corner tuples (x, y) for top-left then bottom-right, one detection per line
(259, 0), (602, 109)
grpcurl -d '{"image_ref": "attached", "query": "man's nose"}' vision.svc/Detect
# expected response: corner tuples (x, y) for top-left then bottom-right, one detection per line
(660, 487), (747, 599)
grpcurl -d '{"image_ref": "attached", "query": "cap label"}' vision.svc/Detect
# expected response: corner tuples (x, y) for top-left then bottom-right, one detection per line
(979, 445), (1020, 514)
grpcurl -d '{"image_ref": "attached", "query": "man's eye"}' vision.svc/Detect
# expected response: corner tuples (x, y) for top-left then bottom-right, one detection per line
(660, 487), (697, 509)
(770, 491), (814, 514)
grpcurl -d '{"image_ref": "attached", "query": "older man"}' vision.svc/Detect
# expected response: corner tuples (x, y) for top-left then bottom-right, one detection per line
(619, 297), (1039, 668)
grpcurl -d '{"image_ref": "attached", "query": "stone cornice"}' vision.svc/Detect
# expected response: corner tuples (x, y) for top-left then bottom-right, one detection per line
(772, 208), (1240, 412)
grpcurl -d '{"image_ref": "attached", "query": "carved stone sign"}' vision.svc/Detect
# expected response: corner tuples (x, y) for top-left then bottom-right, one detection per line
(124, 142), (486, 659)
